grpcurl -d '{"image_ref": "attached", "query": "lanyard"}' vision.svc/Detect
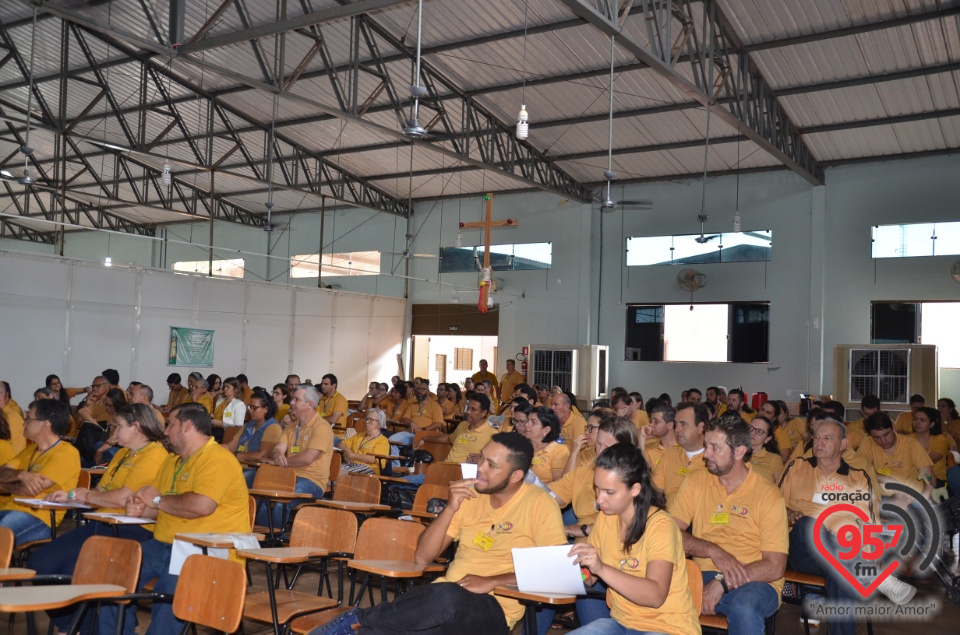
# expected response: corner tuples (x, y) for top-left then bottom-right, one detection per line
(358, 434), (381, 451)
(28, 439), (61, 470)
(170, 441), (206, 492)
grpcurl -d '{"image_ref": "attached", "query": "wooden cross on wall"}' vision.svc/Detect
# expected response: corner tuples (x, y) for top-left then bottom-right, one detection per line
(458, 193), (518, 313)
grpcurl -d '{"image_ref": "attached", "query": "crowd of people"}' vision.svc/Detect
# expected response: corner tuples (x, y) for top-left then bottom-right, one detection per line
(0, 363), (957, 635)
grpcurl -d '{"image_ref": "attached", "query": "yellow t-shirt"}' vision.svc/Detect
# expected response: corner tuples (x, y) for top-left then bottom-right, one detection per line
(652, 445), (706, 509)
(894, 411), (914, 435)
(439, 398), (457, 418)
(275, 403), (290, 423)
(857, 433), (933, 494)
(240, 386), (254, 405)
(548, 462), (598, 526)
(439, 484), (567, 629)
(316, 391), (348, 425)
(947, 419), (960, 448)
(446, 421), (496, 464)
(196, 393), (215, 414)
(279, 413), (334, 489)
(589, 509), (700, 635)
(779, 456), (880, 534)
(773, 426), (792, 453)
(670, 466), (789, 594)
(341, 433), (390, 475)
(499, 371), (525, 403)
(3, 402), (25, 454)
(644, 439), (671, 468)
(749, 448), (784, 483)
(0, 440), (80, 527)
(631, 410), (650, 432)
(165, 386), (190, 409)
(845, 419), (866, 450)
(97, 441), (170, 515)
(0, 439), (16, 467)
(560, 411), (588, 447)
(470, 370), (499, 392)
(152, 438), (251, 546)
(909, 433), (951, 482)
(576, 445), (596, 469)
(782, 416), (808, 449)
(529, 442), (570, 484)
(404, 399), (445, 432)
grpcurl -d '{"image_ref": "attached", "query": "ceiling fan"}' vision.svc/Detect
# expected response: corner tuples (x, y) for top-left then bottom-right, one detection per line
(597, 35), (654, 214)
(8, 5), (41, 187)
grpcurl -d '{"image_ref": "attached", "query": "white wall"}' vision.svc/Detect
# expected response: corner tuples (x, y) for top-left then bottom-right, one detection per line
(0, 250), (405, 404)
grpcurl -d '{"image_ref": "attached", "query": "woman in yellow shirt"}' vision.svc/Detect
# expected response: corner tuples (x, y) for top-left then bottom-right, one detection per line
(748, 415), (784, 483)
(0, 410), (15, 467)
(569, 443), (700, 635)
(912, 406), (951, 485)
(30, 403), (169, 631)
(523, 407), (570, 483)
(937, 398), (960, 447)
(340, 409), (391, 475)
(272, 384), (292, 426)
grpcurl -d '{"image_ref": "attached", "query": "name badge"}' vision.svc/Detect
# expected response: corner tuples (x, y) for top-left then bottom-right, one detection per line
(237, 444), (247, 453)
(532, 457), (544, 465)
(812, 492), (829, 505)
(290, 445), (301, 454)
(877, 467), (892, 476)
(710, 512), (730, 525)
(678, 466), (691, 476)
(472, 531), (494, 551)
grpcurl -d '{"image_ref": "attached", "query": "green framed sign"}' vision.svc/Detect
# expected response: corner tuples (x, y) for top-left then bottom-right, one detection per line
(168, 327), (215, 367)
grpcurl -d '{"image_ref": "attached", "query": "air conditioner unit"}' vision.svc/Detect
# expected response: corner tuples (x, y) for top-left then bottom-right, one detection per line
(529, 345), (609, 408)
(833, 344), (938, 409)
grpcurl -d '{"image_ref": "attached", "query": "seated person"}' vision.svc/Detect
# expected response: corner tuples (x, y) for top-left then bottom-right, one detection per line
(653, 402), (709, 509)
(567, 443), (700, 635)
(757, 400), (795, 461)
(858, 411), (934, 504)
(404, 394), (497, 485)
(339, 409), (390, 474)
(780, 416), (915, 635)
(313, 433), (567, 635)
(639, 401), (678, 468)
(388, 381), (444, 462)
(670, 414), (788, 634)
(211, 377), (246, 435)
(0, 400), (80, 546)
(747, 415), (784, 482)
(787, 408), (875, 475)
(224, 389), (282, 486)
(29, 404), (169, 632)
(521, 407), (569, 484)
(261, 385), (333, 528)
(0, 409), (15, 466)
(910, 406), (951, 487)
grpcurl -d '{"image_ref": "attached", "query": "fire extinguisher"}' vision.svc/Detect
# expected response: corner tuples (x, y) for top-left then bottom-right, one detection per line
(520, 359), (527, 379)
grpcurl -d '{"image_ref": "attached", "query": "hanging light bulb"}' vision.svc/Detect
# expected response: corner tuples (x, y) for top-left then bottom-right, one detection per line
(516, 105), (529, 140)
(161, 161), (171, 186)
(733, 211), (742, 233)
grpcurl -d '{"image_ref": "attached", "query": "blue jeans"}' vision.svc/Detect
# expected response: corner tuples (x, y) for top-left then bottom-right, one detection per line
(29, 523), (153, 631)
(567, 618), (667, 635)
(702, 571), (779, 635)
(947, 465), (960, 496)
(403, 474), (425, 485)
(243, 467), (257, 488)
(98, 539), (179, 635)
(389, 431), (414, 469)
(255, 476), (324, 529)
(0, 511), (52, 546)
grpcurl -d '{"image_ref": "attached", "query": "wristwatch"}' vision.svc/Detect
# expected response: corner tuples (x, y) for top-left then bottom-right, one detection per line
(152, 494), (162, 509)
(714, 572), (729, 592)
(580, 524), (589, 537)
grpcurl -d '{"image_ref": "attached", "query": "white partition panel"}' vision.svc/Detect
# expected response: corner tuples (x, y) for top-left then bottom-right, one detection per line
(0, 251), (405, 404)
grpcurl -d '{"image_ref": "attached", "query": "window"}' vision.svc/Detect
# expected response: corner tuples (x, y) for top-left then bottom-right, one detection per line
(871, 301), (960, 367)
(626, 231), (772, 266)
(872, 221), (960, 258)
(172, 258), (244, 278)
(290, 252), (381, 277)
(454, 348), (473, 371)
(439, 242), (552, 273)
(625, 303), (770, 362)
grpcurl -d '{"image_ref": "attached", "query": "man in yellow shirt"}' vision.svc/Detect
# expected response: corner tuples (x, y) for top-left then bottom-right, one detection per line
(237, 373), (254, 405)
(725, 388), (756, 423)
(641, 401), (677, 467)
(163, 373), (190, 413)
(671, 414), (788, 634)
(475, 380), (500, 414)
(653, 402), (708, 508)
(843, 394), (880, 450)
(470, 359), (499, 394)
(103, 402), (250, 635)
(316, 373), (347, 428)
(317, 433), (567, 635)
(498, 360), (524, 406)
(0, 380), (26, 453)
(893, 394), (925, 434)
(552, 391), (587, 446)
(389, 381), (445, 464)
(267, 385), (334, 526)
(0, 399), (80, 545)
(858, 411), (933, 502)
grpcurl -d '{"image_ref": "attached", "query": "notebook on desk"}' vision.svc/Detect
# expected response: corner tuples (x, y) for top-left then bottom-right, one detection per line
(511, 545), (585, 596)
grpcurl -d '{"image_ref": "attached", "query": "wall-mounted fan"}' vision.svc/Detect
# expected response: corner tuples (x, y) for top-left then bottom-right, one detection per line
(676, 268), (706, 293)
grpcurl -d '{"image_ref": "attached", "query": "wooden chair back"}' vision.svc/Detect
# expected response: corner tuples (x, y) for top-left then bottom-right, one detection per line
(354, 518), (425, 561)
(73, 536), (142, 593)
(290, 507), (358, 554)
(347, 411), (365, 433)
(222, 425), (243, 445)
(332, 473), (380, 504)
(411, 484), (449, 514)
(686, 559), (703, 611)
(0, 527), (14, 568)
(329, 450), (342, 486)
(419, 440), (451, 463)
(173, 554), (246, 633)
(76, 470), (92, 490)
(424, 462), (461, 486)
(252, 464), (297, 492)
(248, 495), (256, 527)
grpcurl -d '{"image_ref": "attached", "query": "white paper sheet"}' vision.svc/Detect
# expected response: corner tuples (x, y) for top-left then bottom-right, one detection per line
(14, 498), (92, 509)
(460, 462), (478, 479)
(84, 513), (153, 524)
(512, 545), (585, 596)
(169, 534), (261, 575)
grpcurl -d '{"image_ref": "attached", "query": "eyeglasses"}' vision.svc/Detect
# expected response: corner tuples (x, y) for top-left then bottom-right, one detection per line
(249, 404), (266, 410)
(513, 417), (528, 424)
(364, 417), (381, 424)
(92, 383), (106, 388)
(748, 426), (769, 437)
(585, 424), (599, 433)
(24, 417), (42, 424)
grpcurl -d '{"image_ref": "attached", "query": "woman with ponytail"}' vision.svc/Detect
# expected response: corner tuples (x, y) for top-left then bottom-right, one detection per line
(567, 443), (699, 635)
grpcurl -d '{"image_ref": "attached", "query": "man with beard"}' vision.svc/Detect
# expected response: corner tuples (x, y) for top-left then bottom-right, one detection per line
(313, 433), (567, 635)
(670, 414), (788, 635)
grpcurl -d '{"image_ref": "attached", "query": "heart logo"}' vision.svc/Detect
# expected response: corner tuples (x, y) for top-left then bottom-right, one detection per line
(812, 503), (900, 599)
